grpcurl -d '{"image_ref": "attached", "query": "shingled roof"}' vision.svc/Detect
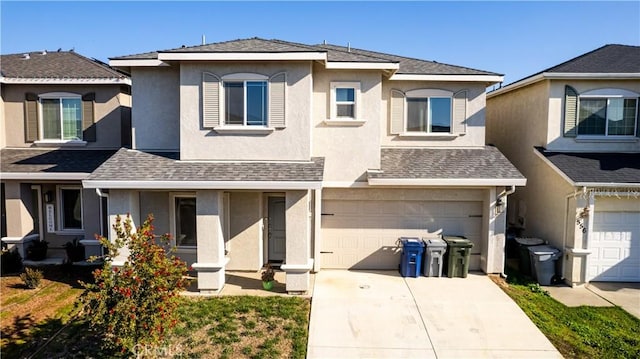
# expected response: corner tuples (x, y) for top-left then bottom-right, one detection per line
(84, 149), (324, 187)
(0, 148), (117, 178)
(545, 44), (640, 74)
(369, 147), (525, 182)
(1, 51), (128, 80)
(536, 148), (640, 185)
(111, 37), (498, 76)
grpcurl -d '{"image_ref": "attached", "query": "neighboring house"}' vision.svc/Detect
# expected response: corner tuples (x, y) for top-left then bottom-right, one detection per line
(0, 50), (131, 260)
(87, 38), (524, 294)
(487, 45), (640, 285)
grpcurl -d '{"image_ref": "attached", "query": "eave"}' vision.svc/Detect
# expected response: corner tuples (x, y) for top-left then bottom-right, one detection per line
(0, 77), (131, 85)
(82, 180), (323, 190)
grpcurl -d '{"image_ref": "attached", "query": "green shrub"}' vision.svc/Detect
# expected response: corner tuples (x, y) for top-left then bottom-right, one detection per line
(20, 267), (43, 289)
(76, 214), (189, 353)
(1, 248), (22, 274)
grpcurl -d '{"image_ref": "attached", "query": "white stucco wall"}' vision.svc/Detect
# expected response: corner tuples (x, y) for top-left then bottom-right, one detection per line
(381, 81), (489, 148)
(312, 65), (382, 182)
(546, 80), (640, 152)
(179, 61), (312, 161)
(131, 67), (180, 151)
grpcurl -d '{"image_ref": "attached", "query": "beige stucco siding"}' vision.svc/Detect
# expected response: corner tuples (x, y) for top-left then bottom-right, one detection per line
(312, 65), (382, 182)
(2, 84), (129, 148)
(179, 61), (312, 161)
(131, 67), (180, 151)
(546, 80), (640, 152)
(381, 81), (489, 148)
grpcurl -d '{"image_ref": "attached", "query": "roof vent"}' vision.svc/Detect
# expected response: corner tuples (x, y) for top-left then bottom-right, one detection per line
(347, 42), (351, 52)
(22, 53), (30, 60)
(323, 40), (327, 45)
(41, 50), (47, 55)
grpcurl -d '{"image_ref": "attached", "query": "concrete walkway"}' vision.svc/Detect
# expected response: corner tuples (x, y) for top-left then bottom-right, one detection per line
(307, 270), (561, 358)
(546, 282), (640, 319)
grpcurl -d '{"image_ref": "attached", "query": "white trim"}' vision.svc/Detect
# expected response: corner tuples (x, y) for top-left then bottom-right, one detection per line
(157, 52), (327, 61)
(390, 74), (503, 83)
(82, 180), (323, 190)
(34, 140), (87, 147)
(109, 59), (167, 67)
(38, 94), (84, 142)
(57, 185), (84, 232)
(191, 258), (230, 271)
(30, 185), (44, 240)
(221, 73), (268, 81)
(397, 133), (458, 139)
(281, 259), (314, 272)
(580, 88), (640, 98)
(575, 136), (638, 143)
(488, 72), (640, 98)
(325, 62), (399, 70)
(1, 172), (89, 180)
(0, 76), (131, 85)
(367, 178), (527, 186)
(406, 89), (453, 98)
(330, 81), (361, 120)
(322, 181), (371, 188)
(323, 119), (366, 127)
(213, 126), (274, 134)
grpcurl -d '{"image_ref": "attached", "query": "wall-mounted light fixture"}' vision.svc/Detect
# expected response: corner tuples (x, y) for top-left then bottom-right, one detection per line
(44, 191), (53, 203)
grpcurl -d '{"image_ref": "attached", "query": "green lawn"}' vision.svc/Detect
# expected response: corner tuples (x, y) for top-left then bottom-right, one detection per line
(495, 269), (640, 359)
(2, 293), (310, 358)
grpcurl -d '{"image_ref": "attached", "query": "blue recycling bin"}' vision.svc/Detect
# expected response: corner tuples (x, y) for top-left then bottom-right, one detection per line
(399, 237), (425, 277)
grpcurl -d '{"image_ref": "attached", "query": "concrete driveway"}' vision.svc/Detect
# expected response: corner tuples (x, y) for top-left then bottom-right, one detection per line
(307, 270), (561, 358)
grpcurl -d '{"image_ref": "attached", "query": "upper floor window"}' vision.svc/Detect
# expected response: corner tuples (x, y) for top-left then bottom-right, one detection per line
(578, 97), (637, 136)
(564, 87), (639, 138)
(405, 89), (453, 133)
(202, 72), (286, 131)
(224, 80), (268, 126)
(40, 93), (83, 140)
(330, 82), (361, 120)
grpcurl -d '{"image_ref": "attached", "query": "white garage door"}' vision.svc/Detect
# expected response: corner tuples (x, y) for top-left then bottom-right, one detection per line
(588, 211), (640, 282)
(321, 200), (483, 270)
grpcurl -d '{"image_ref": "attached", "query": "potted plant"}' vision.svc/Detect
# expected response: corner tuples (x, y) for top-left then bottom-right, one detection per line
(64, 237), (85, 262)
(25, 240), (48, 261)
(261, 264), (275, 291)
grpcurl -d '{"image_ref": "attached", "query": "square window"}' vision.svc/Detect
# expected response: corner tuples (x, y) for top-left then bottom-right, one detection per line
(41, 97), (82, 140)
(224, 81), (268, 126)
(406, 96), (452, 133)
(578, 97), (637, 136)
(330, 82), (360, 120)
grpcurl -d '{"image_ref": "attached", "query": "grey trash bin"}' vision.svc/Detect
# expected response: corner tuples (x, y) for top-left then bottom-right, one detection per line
(516, 237), (544, 276)
(422, 238), (447, 277)
(527, 245), (561, 285)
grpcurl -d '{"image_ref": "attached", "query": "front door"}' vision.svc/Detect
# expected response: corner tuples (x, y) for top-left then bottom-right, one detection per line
(267, 197), (286, 262)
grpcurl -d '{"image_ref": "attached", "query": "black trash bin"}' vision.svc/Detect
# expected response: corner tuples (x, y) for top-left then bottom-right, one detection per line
(515, 237), (544, 276)
(399, 237), (424, 278)
(528, 245), (561, 285)
(442, 236), (473, 278)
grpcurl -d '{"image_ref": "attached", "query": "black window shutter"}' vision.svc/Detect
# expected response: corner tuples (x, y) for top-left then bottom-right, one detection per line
(82, 92), (96, 142)
(24, 92), (39, 142)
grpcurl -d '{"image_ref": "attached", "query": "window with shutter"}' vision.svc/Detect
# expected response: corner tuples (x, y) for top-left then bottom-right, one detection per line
(37, 92), (84, 142)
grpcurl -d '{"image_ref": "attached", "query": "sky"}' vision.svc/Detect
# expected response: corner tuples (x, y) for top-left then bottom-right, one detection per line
(1, 1), (639, 86)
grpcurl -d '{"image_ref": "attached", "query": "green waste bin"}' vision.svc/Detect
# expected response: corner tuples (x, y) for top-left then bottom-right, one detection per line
(443, 236), (473, 278)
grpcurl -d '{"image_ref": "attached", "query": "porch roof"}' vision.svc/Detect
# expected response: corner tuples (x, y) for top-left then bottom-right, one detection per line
(535, 147), (640, 186)
(367, 147), (526, 186)
(0, 148), (117, 180)
(83, 148), (324, 190)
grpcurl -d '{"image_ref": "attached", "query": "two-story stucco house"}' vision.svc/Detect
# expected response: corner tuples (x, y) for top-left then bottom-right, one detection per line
(87, 38), (524, 294)
(1, 50), (131, 260)
(487, 45), (640, 285)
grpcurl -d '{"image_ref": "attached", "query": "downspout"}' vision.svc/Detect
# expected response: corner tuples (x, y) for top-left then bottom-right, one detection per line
(499, 185), (516, 279)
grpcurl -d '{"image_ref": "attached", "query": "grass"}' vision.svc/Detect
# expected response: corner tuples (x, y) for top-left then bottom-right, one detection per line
(2, 266), (310, 358)
(494, 268), (640, 359)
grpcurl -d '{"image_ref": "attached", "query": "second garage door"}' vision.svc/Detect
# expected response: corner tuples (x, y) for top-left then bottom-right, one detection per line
(321, 199), (483, 270)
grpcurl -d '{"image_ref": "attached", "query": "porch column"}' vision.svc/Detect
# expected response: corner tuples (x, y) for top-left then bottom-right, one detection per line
(566, 193), (594, 285)
(282, 190), (313, 294)
(107, 190), (140, 266)
(192, 190), (227, 294)
(481, 187), (507, 274)
(3, 181), (33, 237)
